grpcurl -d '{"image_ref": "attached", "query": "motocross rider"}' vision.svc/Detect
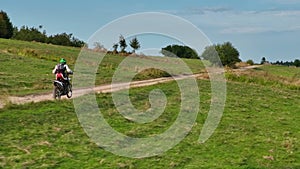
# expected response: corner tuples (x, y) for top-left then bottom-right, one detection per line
(52, 58), (73, 84)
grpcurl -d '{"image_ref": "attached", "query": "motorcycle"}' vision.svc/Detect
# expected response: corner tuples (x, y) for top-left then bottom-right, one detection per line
(53, 72), (72, 99)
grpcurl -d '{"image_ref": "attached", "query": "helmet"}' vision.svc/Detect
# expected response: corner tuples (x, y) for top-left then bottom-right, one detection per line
(59, 58), (66, 64)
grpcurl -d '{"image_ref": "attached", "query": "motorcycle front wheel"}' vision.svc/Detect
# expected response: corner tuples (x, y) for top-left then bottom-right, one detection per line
(66, 84), (72, 98)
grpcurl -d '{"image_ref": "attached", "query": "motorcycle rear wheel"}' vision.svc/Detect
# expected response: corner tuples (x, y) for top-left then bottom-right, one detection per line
(53, 86), (61, 100)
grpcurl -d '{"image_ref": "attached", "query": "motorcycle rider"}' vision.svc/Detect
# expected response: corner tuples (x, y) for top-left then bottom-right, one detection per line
(52, 58), (73, 89)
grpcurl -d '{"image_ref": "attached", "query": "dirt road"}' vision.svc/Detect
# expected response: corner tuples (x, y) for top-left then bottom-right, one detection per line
(0, 65), (261, 109)
(0, 73), (208, 109)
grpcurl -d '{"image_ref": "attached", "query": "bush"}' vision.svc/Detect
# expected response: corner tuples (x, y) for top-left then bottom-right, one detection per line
(161, 45), (198, 59)
(21, 49), (38, 57)
(201, 42), (241, 67)
(246, 59), (254, 65)
(134, 68), (171, 80)
(12, 26), (85, 47)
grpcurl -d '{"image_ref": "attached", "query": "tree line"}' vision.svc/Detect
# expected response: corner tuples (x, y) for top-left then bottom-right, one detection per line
(0, 10), (84, 47)
(161, 45), (198, 59)
(260, 57), (300, 67)
(94, 35), (242, 68)
(161, 42), (241, 67)
(273, 60), (300, 67)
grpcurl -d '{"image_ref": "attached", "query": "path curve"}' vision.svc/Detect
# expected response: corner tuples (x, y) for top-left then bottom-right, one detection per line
(0, 73), (208, 109)
(0, 65), (261, 109)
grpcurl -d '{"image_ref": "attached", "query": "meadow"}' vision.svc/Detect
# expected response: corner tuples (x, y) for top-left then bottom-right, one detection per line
(0, 39), (205, 96)
(226, 65), (300, 90)
(1, 79), (299, 168)
(0, 38), (299, 168)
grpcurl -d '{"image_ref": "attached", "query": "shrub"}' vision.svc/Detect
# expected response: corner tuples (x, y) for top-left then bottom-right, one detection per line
(246, 59), (254, 65)
(134, 68), (171, 80)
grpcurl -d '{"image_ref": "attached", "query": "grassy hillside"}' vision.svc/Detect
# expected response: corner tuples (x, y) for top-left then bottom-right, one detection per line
(0, 80), (299, 168)
(0, 38), (299, 168)
(0, 38), (79, 96)
(0, 38), (80, 63)
(226, 65), (300, 90)
(259, 65), (300, 78)
(0, 38), (205, 96)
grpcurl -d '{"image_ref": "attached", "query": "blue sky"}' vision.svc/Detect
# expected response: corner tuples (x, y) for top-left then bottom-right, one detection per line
(2, 0), (300, 62)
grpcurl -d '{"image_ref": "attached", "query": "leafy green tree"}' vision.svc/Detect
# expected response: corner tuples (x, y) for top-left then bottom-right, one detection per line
(119, 35), (127, 53)
(0, 11), (14, 39)
(129, 37), (140, 53)
(294, 59), (300, 67)
(220, 42), (241, 67)
(161, 44), (198, 59)
(201, 45), (220, 66)
(201, 42), (240, 67)
(261, 57), (266, 64)
(246, 59), (254, 65)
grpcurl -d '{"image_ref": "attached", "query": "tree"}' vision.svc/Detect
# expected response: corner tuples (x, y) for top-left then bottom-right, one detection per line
(0, 11), (14, 39)
(119, 35), (127, 53)
(129, 37), (140, 53)
(246, 59), (254, 65)
(219, 42), (241, 67)
(294, 59), (300, 67)
(161, 44), (198, 59)
(261, 57), (266, 64)
(201, 45), (220, 66)
(112, 43), (119, 53)
(201, 42), (241, 67)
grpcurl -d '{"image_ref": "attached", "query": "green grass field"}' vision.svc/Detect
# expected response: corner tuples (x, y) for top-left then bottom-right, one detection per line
(258, 65), (300, 78)
(0, 38), (205, 96)
(1, 80), (299, 168)
(226, 65), (300, 90)
(0, 38), (299, 168)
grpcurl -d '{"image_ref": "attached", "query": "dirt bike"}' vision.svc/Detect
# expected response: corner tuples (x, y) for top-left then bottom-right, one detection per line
(53, 72), (72, 99)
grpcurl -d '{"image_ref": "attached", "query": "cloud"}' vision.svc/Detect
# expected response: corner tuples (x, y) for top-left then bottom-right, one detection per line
(272, 10), (300, 16)
(177, 7), (231, 15)
(201, 7), (232, 13)
(248, 8), (300, 16)
(220, 26), (300, 34)
(273, 0), (300, 4)
(186, 8), (300, 34)
(240, 10), (300, 33)
(220, 27), (268, 34)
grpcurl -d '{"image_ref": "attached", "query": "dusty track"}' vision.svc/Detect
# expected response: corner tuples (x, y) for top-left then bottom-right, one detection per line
(0, 73), (208, 109)
(0, 65), (261, 109)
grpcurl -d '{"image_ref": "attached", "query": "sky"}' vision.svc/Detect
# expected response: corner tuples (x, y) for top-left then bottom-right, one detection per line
(1, 0), (300, 63)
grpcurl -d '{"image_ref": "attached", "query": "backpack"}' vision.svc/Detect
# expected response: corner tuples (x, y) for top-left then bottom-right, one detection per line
(56, 63), (66, 73)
